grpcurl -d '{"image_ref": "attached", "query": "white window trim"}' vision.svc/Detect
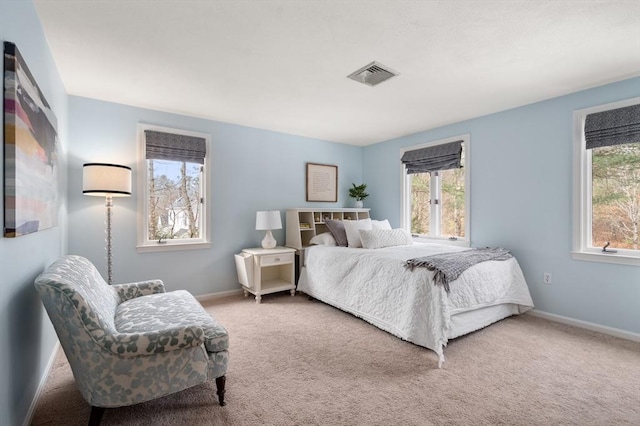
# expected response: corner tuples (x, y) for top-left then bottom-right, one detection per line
(400, 134), (471, 247)
(572, 97), (640, 266)
(136, 123), (212, 253)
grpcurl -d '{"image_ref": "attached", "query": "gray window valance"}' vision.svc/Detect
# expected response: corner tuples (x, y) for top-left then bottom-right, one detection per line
(145, 130), (206, 164)
(584, 103), (640, 150)
(401, 140), (463, 174)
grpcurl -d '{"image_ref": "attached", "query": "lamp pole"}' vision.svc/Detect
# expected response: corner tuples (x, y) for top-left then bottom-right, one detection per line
(105, 194), (114, 284)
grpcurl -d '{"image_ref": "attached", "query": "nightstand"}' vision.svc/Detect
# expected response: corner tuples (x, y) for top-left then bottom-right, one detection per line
(234, 246), (296, 303)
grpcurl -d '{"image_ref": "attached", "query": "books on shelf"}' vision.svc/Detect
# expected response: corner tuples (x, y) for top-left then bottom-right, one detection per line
(299, 222), (311, 229)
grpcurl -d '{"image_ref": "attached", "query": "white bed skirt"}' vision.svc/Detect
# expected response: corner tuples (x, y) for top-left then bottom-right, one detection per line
(447, 303), (522, 339)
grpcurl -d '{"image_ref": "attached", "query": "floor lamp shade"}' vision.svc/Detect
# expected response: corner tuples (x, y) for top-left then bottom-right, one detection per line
(256, 210), (282, 249)
(83, 163), (131, 285)
(83, 163), (132, 196)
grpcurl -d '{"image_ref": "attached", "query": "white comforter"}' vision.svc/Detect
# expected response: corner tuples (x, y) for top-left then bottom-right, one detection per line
(297, 243), (534, 366)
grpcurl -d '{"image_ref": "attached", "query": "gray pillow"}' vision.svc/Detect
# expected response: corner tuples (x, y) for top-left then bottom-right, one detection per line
(325, 220), (348, 247)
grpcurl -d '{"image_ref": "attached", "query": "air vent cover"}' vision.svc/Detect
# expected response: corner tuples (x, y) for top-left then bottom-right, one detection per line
(347, 61), (399, 87)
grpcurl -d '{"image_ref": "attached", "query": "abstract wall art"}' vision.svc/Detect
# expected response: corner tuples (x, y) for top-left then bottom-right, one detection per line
(3, 41), (58, 237)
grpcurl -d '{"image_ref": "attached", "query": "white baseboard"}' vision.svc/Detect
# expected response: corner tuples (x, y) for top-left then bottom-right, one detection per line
(527, 309), (640, 342)
(24, 340), (60, 426)
(196, 288), (244, 303)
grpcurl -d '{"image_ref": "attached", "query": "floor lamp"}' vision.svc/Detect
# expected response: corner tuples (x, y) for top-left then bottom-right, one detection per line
(83, 163), (132, 284)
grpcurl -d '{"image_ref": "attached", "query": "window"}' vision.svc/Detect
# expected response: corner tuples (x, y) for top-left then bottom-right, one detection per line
(401, 134), (470, 244)
(137, 124), (211, 252)
(573, 98), (640, 265)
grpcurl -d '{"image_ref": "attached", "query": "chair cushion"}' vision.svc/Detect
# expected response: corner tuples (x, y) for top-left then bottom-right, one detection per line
(114, 290), (228, 352)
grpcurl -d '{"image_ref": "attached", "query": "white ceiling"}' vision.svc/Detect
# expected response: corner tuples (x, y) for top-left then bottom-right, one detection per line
(33, 1), (640, 146)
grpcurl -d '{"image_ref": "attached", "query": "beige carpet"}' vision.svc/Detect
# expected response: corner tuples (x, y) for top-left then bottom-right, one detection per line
(31, 293), (640, 425)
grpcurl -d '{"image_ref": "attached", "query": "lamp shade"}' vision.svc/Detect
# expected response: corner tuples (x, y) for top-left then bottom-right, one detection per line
(255, 210), (282, 230)
(83, 163), (132, 197)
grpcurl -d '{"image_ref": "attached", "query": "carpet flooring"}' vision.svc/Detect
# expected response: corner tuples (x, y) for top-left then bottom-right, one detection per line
(31, 293), (640, 425)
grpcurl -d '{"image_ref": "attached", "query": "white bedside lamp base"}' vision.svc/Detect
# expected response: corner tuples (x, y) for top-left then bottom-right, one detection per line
(261, 230), (276, 249)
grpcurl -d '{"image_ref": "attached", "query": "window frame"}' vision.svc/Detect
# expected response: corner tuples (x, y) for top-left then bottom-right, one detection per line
(136, 123), (211, 253)
(572, 97), (640, 266)
(401, 134), (471, 247)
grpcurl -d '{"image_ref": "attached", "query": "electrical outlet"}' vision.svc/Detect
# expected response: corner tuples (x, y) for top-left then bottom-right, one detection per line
(543, 272), (552, 285)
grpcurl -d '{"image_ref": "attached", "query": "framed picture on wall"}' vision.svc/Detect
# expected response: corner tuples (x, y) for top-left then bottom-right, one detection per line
(306, 162), (337, 202)
(3, 41), (59, 237)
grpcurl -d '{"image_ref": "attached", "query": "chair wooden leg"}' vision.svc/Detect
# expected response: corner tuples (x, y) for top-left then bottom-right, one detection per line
(88, 406), (105, 426)
(216, 375), (226, 406)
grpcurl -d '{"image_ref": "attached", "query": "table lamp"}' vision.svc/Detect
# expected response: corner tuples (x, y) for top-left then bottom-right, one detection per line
(256, 210), (281, 249)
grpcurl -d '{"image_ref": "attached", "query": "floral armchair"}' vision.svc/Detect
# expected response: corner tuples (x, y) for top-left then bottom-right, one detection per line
(34, 255), (229, 425)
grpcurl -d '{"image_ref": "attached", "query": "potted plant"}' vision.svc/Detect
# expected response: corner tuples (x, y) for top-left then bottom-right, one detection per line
(348, 183), (369, 208)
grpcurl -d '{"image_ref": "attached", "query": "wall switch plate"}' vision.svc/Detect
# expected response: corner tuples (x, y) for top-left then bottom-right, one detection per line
(543, 273), (552, 284)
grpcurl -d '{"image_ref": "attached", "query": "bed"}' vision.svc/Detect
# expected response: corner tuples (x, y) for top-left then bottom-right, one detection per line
(297, 242), (534, 366)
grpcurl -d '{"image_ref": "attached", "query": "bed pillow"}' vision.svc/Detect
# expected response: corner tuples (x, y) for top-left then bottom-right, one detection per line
(371, 219), (392, 230)
(343, 218), (372, 248)
(325, 220), (348, 247)
(309, 232), (337, 246)
(359, 228), (414, 249)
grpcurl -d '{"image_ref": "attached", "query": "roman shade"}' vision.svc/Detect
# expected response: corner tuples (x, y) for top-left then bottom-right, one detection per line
(145, 130), (206, 164)
(401, 140), (463, 174)
(584, 103), (640, 150)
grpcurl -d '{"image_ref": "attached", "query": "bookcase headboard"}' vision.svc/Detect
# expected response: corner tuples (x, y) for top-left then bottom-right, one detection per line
(285, 208), (370, 249)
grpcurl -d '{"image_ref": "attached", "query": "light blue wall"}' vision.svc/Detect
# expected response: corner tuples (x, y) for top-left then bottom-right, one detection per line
(363, 77), (640, 334)
(67, 96), (363, 295)
(0, 1), (69, 425)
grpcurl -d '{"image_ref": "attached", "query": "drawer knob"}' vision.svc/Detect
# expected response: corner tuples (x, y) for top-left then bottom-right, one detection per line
(275, 257), (280, 261)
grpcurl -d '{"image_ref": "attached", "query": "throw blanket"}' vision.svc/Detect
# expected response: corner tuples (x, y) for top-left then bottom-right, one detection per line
(405, 247), (513, 292)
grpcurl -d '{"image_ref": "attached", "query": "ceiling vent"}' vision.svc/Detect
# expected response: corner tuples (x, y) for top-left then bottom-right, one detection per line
(347, 61), (399, 87)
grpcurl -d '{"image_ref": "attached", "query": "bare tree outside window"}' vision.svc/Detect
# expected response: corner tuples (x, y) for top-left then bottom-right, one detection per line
(147, 159), (202, 241)
(411, 173), (430, 235)
(591, 142), (640, 250)
(440, 167), (465, 238)
(410, 167), (465, 238)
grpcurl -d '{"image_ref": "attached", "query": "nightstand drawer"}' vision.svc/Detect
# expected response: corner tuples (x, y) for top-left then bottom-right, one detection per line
(260, 253), (294, 266)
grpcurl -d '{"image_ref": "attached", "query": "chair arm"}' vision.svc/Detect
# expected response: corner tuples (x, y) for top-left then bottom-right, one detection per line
(113, 280), (166, 302)
(103, 325), (205, 358)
